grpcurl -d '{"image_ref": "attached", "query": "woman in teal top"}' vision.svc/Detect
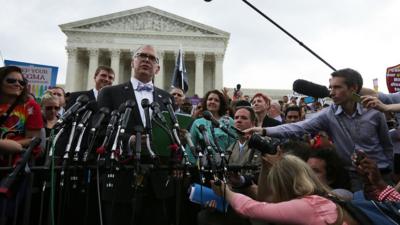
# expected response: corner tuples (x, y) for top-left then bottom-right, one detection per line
(188, 90), (235, 164)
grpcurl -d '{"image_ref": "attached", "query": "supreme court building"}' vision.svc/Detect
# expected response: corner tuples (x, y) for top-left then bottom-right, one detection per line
(60, 6), (230, 96)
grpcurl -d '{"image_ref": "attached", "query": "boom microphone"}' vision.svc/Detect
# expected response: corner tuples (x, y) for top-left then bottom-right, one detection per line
(292, 79), (330, 98)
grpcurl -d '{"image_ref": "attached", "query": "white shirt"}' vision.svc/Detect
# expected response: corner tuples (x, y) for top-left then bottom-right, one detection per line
(130, 77), (153, 127)
(92, 88), (98, 100)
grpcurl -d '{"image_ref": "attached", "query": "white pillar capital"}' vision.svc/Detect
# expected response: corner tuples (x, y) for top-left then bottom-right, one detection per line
(110, 49), (121, 57)
(195, 52), (205, 61)
(88, 48), (99, 57)
(214, 53), (224, 61)
(66, 47), (78, 58)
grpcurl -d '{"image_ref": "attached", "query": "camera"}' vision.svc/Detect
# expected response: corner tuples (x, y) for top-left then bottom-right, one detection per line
(248, 133), (280, 155)
(234, 84), (242, 99)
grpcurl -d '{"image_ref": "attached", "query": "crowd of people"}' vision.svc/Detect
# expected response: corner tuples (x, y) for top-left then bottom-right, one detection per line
(1, 44), (400, 225)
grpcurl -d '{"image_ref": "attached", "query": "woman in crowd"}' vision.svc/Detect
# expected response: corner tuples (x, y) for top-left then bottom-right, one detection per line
(250, 93), (281, 127)
(0, 66), (43, 225)
(212, 154), (357, 225)
(0, 66), (43, 149)
(189, 90), (235, 163)
(40, 91), (60, 137)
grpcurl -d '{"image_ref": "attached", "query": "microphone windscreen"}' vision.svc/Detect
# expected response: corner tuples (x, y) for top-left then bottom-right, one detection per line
(202, 111), (213, 120)
(98, 107), (110, 115)
(85, 101), (98, 111)
(76, 94), (90, 103)
(292, 79), (330, 98)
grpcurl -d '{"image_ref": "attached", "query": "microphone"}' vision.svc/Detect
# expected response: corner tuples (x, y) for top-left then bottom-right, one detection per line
(183, 130), (197, 157)
(77, 101), (98, 128)
(150, 102), (167, 124)
(96, 110), (120, 155)
(198, 124), (211, 147)
(120, 100), (136, 134)
(141, 99), (156, 158)
(0, 137), (41, 196)
(162, 98), (179, 127)
(202, 111), (240, 138)
(56, 95), (89, 126)
(292, 79), (330, 98)
(90, 107), (110, 133)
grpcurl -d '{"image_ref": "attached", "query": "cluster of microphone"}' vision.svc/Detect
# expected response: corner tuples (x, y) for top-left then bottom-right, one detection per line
(51, 95), (194, 168)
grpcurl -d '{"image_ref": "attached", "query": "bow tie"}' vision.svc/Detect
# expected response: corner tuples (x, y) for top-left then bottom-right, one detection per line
(136, 83), (153, 92)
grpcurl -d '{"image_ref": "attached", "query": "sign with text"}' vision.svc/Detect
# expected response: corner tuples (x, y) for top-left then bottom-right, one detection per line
(4, 60), (58, 98)
(386, 64), (400, 93)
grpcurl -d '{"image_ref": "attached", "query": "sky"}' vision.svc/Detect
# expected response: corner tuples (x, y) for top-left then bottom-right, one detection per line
(1, 0), (399, 93)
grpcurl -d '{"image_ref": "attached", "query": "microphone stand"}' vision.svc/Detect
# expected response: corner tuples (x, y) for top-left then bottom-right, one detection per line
(58, 113), (80, 225)
(142, 100), (156, 159)
(240, 0), (336, 71)
(209, 125), (227, 187)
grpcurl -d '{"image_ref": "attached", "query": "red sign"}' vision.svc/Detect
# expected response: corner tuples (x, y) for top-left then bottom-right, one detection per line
(386, 64), (400, 93)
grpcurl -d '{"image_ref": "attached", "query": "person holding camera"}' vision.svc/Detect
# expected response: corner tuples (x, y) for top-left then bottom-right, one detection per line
(211, 154), (356, 225)
(244, 68), (393, 191)
(197, 105), (264, 225)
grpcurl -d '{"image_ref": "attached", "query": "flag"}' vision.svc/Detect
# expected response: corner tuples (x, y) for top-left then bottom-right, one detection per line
(171, 49), (189, 93)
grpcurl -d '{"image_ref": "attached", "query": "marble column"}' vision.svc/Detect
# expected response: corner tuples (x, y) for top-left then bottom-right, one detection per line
(87, 48), (99, 90)
(214, 53), (224, 90)
(154, 51), (165, 89)
(195, 52), (205, 96)
(65, 47), (78, 92)
(110, 49), (121, 84)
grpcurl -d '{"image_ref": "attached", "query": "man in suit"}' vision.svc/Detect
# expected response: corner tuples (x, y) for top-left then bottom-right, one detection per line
(97, 45), (175, 225)
(66, 65), (115, 108)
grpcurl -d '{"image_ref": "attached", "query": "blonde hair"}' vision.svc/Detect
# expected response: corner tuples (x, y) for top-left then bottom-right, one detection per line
(41, 91), (59, 109)
(267, 154), (332, 202)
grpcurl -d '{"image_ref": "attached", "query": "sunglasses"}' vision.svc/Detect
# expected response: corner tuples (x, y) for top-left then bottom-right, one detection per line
(45, 106), (60, 111)
(135, 53), (159, 64)
(5, 78), (27, 86)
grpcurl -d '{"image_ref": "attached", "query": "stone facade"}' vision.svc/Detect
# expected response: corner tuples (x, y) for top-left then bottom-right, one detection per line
(59, 6), (230, 96)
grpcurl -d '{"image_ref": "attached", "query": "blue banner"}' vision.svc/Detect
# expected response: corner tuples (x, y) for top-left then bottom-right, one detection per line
(4, 60), (58, 98)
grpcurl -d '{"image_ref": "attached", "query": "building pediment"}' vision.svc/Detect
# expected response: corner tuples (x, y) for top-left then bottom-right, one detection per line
(60, 6), (229, 38)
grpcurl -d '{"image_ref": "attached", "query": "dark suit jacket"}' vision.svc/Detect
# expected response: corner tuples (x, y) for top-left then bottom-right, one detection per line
(97, 82), (171, 134)
(97, 81), (174, 202)
(66, 89), (96, 110)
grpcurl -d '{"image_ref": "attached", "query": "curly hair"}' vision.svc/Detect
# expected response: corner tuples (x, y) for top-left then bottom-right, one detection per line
(201, 89), (228, 117)
(0, 66), (28, 104)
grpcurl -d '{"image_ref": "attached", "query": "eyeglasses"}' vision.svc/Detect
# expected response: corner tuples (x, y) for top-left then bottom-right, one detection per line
(5, 78), (27, 86)
(45, 106), (60, 111)
(135, 53), (159, 64)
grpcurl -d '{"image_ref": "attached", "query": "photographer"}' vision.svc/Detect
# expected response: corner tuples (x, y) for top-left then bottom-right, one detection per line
(197, 106), (263, 225)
